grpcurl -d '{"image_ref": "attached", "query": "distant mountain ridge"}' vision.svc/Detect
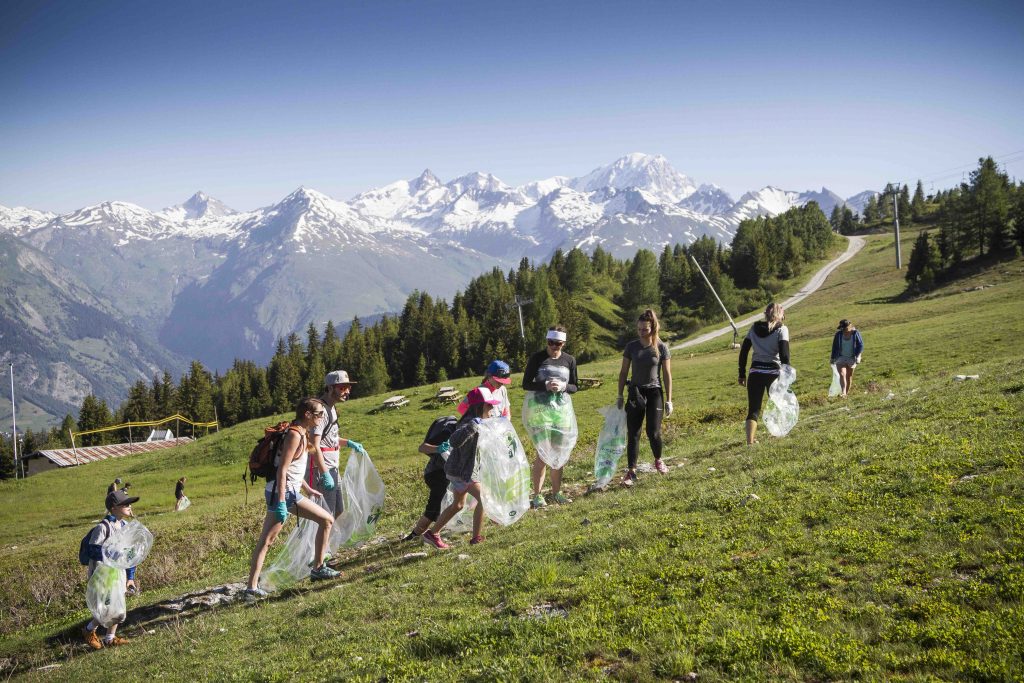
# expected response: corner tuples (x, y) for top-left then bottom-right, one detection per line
(0, 153), (873, 423)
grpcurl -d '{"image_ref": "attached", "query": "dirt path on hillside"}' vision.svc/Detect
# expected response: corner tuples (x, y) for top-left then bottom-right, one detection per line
(670, 235), (865, 351)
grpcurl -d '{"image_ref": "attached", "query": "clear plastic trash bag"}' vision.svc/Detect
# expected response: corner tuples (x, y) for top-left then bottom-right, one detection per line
(828, 364), (841, 397)
(102, 520), (154, 569)
(86, 563), (127, 628)
(330, 448), (385, 551)
(440, 486), (478, 534)
(476, 418), (531, 526)
(521, 391), (578, 469)
(594, 405), (627, 487)
(177, 495), (191, 511)
(764, 364), (799, 437)
(260, 496), (331, 592)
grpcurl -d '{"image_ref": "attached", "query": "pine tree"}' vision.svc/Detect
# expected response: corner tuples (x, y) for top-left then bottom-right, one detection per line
(620, 249), (661, 325)
(897, 184), (911, 224)
(864, 194), (879, 223)
(78, 395), (114, 446)
(968, 156), (1011, 254)
(525, 271), (558, 349)
(0, 435), (13, 480)
(911, 180), (927, 221)
(829, 204), (843, 232)
(905, 231), (942, 292)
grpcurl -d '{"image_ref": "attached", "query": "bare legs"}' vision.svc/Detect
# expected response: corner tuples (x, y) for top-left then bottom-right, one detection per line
(247, 498), (334, 589)
(839, 366), (856, 397)
(745, 419), (758, 446)
(431, 482), (484, 538)
(531, 458), (563, 497)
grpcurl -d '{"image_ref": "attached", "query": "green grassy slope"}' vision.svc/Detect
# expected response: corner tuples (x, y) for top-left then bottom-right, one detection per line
(2, 229), (1023, 680)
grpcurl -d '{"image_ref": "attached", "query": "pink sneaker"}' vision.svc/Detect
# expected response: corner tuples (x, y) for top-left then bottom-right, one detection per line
(421, 531), (450, 550)
(654, 459), (669, 474)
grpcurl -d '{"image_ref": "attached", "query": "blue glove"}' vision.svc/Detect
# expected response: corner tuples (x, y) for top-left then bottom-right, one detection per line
(272, 501), (288, 524)
(318, 471), (336, 491)
(347, 440), (367, 455)
(437, 441), (451, 455)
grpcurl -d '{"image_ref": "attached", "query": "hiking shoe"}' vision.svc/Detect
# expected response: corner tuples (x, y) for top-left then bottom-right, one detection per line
(308, 552), (332, 568)
(310, 564), (341, 581)
(470, 535), (485, 545)
(104, 636), (129, 647)
(530, 494), (547, 509)
(552, 492), (572, 504)
(654, 459), (669, 474)
(82, 627), (103, 650)
(243, 587), (269, 601)
(621, 471), (637, 487)
(421, 531), (451, 550)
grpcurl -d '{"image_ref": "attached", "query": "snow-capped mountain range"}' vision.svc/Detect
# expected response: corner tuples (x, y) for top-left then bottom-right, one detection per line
(0, 153), (874, 421)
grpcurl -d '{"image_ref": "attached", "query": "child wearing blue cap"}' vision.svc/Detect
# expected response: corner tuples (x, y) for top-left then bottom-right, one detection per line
(457, 359), (511, 418)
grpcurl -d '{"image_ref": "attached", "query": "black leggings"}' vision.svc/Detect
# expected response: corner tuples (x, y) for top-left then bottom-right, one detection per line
(746, 372), (778, 421)
(625, 385), (664, 469)
(423, 469), (449, 521)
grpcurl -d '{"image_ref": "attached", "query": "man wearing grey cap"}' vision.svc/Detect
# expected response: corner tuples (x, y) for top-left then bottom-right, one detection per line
(308, 370), (367, 518)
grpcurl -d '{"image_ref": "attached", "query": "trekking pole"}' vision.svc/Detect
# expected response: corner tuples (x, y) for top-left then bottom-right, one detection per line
(690, 255), (739, 343)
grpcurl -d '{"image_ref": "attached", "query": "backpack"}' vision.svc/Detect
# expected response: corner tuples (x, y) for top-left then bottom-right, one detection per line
(247, 422), (303, 482)
(78, 519), (112, 565)
(424, 415), (458, 446)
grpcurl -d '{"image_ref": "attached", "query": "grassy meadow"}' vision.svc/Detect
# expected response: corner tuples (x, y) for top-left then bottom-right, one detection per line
(1, 226), (1022, 681)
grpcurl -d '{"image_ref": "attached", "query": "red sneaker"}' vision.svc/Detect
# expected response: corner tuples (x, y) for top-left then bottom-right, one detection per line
(654, 459), (669, 474)
(421, 531), (451, 550)
(470, 535), (485, 545)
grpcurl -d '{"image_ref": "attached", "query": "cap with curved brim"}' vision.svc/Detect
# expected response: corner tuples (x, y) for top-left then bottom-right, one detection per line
(324, 370), (357, 385)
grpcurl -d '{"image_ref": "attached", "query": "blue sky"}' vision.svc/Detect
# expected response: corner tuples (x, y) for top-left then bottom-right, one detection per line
(1, 0), (1022, 212)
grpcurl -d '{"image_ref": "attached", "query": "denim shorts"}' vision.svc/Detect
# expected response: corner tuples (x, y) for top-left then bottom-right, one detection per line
(264, 487), (302, 511)
(447, 477), (478, 494)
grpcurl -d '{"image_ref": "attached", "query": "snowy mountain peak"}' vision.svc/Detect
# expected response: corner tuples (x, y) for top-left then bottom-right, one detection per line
(447, 171), (510, 195)
(410, 169), (441, 193)
(174, 191), (236, 221)
(571, 152), (697, 204)
(678, 184), (735, 215)
(0, 204), (56, 236)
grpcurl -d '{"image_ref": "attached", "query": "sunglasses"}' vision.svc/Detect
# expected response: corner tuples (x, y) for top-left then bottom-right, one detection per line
(312, 410), (325, 417)
(547, 340), (564, 347)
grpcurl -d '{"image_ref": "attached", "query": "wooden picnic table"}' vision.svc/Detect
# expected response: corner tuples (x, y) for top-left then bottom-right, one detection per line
(435, 387), (461, 405)
(380, 395), (410, 410)
(577, 377), (603, 390)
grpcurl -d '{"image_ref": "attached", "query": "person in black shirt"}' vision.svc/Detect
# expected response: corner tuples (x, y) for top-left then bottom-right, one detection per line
(174, 477), (187, 512)
(402, 415), (459, 542)
(616, 309), (673, 486)
(522, 325), (578, 507)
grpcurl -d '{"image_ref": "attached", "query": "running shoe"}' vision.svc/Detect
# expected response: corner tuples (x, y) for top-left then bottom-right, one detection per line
(243, 587), (269, 600)
(654, 459), (669, 474)
(552, 492), (572, 504)
(82, 627), (103, 650)
(310, 564), (341, 581)
(421, 531), (451, 550)
(402, 531), (421, 542)
(104, 636), (130, 647)
(621, 471), (637, 487)
(470, 535), (485, 545)
(530, 494), (548, 509)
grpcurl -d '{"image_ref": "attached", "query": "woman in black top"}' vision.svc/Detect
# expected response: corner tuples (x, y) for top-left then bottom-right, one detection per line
(522, 325), (578, 507)
(616, 309), (673, 486)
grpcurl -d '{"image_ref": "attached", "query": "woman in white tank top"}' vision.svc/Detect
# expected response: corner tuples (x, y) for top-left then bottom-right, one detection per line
(246, 397), (341, 597)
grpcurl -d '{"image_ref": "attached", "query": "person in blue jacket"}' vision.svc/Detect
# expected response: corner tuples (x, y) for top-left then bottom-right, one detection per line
(81, 489), (139, 650)
(830, 319), (864, 398)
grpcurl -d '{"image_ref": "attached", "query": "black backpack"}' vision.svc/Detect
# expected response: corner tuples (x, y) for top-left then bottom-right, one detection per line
(424, 415), (458, 446)
(78, 519), (112, 565)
